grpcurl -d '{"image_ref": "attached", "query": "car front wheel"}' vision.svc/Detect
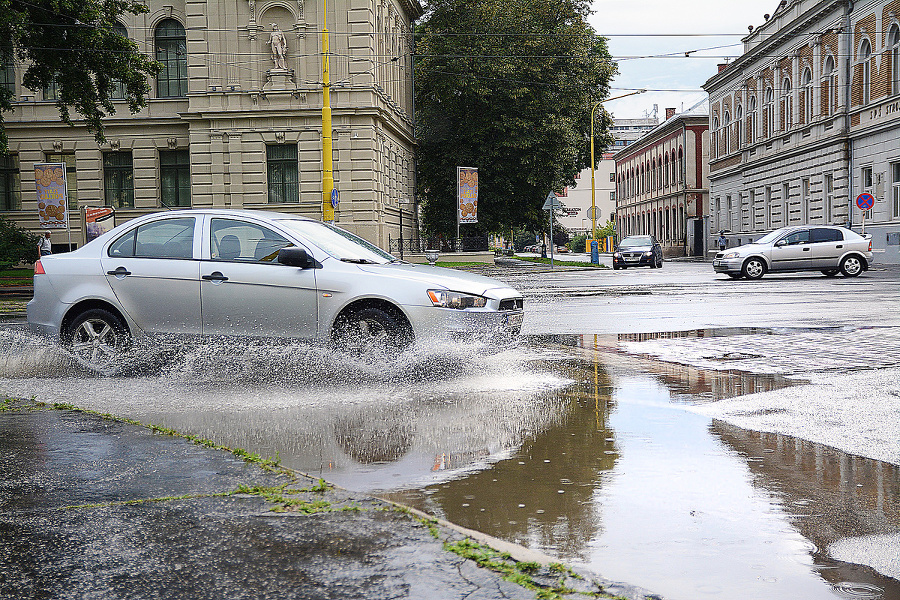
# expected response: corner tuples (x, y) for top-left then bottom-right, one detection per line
(64, 308), (131, 374)
(332, 306), (413, 356)
(742, 258), (766, 280)
(840, 256), (863, 277)
(821, 269), (839, 277)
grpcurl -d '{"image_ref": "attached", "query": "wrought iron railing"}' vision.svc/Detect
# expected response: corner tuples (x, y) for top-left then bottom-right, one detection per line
(388, 236), (489, 255)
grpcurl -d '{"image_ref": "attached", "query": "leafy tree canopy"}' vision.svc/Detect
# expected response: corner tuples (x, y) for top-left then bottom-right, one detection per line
(414, 0), (616, 237)
(0, 215), (39, 267)
(0, 0), (160, 151)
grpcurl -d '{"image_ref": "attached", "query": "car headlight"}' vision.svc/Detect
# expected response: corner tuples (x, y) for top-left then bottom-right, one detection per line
(643, 251), (653, 257)
(613, 252), (621, 258)
(722, 251), (740, 259)
(427, 290), (488, 309)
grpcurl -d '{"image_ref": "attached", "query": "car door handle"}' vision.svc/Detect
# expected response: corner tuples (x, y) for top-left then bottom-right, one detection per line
(803, 247), (810, 251)
(106, 267), (131, 276)
(836, 244), (843, 248)
(202, 272), (229, 282)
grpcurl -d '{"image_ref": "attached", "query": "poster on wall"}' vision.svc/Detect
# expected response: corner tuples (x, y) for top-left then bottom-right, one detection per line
(457, 166), (478, 224)
(82, 207), (116, 245)
(34, 163), (68, 229)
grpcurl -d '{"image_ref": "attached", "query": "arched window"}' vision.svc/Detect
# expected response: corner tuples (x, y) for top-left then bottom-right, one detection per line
(781, 78), (792, 129)
(735, 103), (743, 148)
(723, 111), (731, 154)
(664, 154), (670, 186)
(110, 23), (129, 99)
(802, 68), (813, 124)
(671, 150), (677, 184)
(764, 87), (774, 136)
(711, 116), (719, 157)
(823, 55), (837, 115)
(860, 38), (872, 105)
(748, 96), (757, 143)
(890, 25), (900, 96)
(677, 148), (683, 185)
(155, 19), (187, 98)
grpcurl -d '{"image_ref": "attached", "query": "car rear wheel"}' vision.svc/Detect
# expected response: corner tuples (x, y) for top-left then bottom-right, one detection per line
(742, 258), (766, 280)
(332, 306), (413, 356)
(821, 269), (839, 277)
(840, 256), (863, 277)
(64, 308), (131, 374)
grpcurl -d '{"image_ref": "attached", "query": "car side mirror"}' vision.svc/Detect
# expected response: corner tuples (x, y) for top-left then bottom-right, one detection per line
(775, 240), (787, 247)
(278, 247), (315, 268)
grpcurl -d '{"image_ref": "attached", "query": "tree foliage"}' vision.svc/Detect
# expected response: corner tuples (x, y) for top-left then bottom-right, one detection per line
(414, 0), (616, 237)
(0, 0), (160, 151)
(0, 215), (39, 267)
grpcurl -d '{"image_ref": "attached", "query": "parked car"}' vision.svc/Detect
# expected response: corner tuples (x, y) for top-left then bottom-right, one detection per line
(555, 246), (570, 253)
(713, 225), (873, 280)
(612, 235), (663, 269)
(28, 209), (524, 373)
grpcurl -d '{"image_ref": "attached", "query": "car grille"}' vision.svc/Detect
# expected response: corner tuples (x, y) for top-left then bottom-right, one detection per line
(622, 252), (644, 260)
(499, 298), (524, 311)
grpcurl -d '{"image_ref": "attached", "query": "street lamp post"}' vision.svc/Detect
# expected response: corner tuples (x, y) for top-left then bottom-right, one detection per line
(590, 89), (646, 261)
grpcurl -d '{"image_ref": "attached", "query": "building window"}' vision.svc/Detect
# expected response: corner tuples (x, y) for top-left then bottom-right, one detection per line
(891, 25), (900, 96)
(0, 46), (14, 96)
(862, 165), (873, 219)
(609, 171), (615, 183)
(765, 186), (772, 229)
(802, 68), (813, 125)
(782, 182), (790, 225)
(111, 23), (129, 99)
(735, 104), (743, 148)
(0, 155), (21, 211)
(801, 177), (810, 223)
(860, 39), (872, 105)
(781, 78), (792, 130)
(764, 87), (774, 137)
(824, 172), (834, 223)
(748, 96), (757, 143)
(44, 77), (59, 101)
(45, 153), (77, 210)
(103, 151), (134, 208)
(155, 19), (187, 98)
(892, 163), (900, 219)
(160, 149), (191, 207)
(723, 111), (730, 154)
(711, 116), (719, 157)
(267, 145), (299, 204)
(823, 55), (837, 115)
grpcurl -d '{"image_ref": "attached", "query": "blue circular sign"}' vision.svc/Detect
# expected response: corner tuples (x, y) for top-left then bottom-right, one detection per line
(330, 188), (339, 209)
(856, 193), (875, 210)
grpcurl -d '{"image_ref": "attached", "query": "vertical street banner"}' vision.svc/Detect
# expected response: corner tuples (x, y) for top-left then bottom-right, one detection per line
(82, 207), (116, 244)
(457, 167), (478, 224)
(35, 163), (68, 229)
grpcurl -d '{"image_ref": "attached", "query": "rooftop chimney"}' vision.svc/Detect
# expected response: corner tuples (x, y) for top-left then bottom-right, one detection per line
(665, 107), (676, 120)
(718, 63), (728, 73)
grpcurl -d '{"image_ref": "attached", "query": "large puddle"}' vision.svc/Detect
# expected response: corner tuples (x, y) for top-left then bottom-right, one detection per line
(0, 326), (898, 600)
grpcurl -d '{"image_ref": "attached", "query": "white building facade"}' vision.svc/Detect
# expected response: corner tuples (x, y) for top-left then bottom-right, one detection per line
(703, 0), (900, 263)
(0, 0), (421, 251)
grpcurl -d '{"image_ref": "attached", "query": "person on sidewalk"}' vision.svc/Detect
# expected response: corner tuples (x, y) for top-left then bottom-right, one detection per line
(39, 232), (52, 256)
(717, 233), (727, 252)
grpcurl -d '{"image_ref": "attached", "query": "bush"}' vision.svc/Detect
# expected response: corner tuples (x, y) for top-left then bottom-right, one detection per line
(0, 216), (40, 268)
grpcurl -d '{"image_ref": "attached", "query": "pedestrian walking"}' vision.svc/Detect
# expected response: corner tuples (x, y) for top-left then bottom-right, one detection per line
(717, 232), (727, 251)
(39, 232), (52, 256)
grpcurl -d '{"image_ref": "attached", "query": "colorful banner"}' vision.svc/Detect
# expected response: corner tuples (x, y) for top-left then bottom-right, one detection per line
(457, 167), (478, 224)
(83, 207), (116, 244)
(35, 163), (68, 229)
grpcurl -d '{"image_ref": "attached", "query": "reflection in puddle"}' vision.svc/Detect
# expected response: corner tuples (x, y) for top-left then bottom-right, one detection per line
(0, 329), (898, 599)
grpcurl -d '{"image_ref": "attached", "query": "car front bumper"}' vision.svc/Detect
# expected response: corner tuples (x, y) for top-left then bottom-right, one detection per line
(712, 257), (744, 274)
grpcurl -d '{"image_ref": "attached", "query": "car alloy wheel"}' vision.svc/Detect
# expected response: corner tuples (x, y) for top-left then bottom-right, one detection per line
(840, 256), (863, 277)
(332, 306), (412, 356)
(742, 258), (766, 280)
(65, 308), (131, 374)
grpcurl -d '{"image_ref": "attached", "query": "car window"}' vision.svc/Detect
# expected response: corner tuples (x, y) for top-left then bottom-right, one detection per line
(810, 228), (843, 243)
(210, 218), (294, 263)
(781, 230), (810, 245)
(620, 236), (652, 246)
(108, 217), (195, 259)
(277, 219), (394, 263)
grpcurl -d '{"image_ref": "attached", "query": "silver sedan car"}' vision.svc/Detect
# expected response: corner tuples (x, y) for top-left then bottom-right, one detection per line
(713, 225), (873, 280)
(28, 209), (524, 372)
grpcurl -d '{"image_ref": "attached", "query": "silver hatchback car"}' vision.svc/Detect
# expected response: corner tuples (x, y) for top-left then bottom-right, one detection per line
(713, 225), (873, 280)
(28, 209), (524, 372)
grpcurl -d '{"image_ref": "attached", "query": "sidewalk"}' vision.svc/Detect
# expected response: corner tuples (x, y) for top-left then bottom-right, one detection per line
(0, 398), (661, 600)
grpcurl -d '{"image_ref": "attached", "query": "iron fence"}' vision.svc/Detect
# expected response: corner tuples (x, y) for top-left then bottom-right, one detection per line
(388, 236), (489, 255)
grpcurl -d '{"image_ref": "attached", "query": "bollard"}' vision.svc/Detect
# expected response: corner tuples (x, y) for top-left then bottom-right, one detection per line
(590, 240), (599, 265)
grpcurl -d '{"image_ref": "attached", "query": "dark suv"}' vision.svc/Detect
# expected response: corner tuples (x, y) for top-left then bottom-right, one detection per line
(613, 235), (663, 269)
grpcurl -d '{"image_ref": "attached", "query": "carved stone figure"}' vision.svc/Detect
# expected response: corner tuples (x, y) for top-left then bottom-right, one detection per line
(267, 24), (288, 70)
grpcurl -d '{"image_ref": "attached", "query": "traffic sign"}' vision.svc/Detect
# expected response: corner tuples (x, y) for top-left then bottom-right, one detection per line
(331, 188), (339, 209)
(542, 192), (564, 210)
(587, 206), (600, 220)
(856, 193), (875, 211)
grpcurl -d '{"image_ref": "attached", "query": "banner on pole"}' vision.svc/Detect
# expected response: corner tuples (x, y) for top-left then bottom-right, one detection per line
(457, 167), (478, 224)
(82, 207), (116, 245)
(35, 163), (68, 229)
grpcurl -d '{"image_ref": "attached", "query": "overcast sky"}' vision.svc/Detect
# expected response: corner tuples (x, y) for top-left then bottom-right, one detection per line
(587, 0), (778, 119)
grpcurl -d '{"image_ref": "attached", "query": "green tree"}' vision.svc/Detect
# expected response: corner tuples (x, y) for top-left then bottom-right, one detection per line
(0, 0), (160, 151)
(414, 0), (616, 238)
(0, 215), (39, 267)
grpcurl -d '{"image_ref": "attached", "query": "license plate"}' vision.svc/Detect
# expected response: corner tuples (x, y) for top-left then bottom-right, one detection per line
(714, 260), (721, 266)
(505, 313), (524, 328)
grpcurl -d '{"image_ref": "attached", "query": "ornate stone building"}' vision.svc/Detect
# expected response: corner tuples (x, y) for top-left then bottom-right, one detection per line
(0, 0), (422, 250)
(703, 0), (900, 264)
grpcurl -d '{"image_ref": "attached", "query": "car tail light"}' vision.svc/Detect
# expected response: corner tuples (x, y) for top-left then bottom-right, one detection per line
(868, 240), (873, 252)
(34, 260), (45, 275)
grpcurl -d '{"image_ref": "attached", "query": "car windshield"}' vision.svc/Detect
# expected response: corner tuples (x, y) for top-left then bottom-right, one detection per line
(754, 229), (788, 245)
(277, 219), (396, 264)
(620, 236), (652, 246)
